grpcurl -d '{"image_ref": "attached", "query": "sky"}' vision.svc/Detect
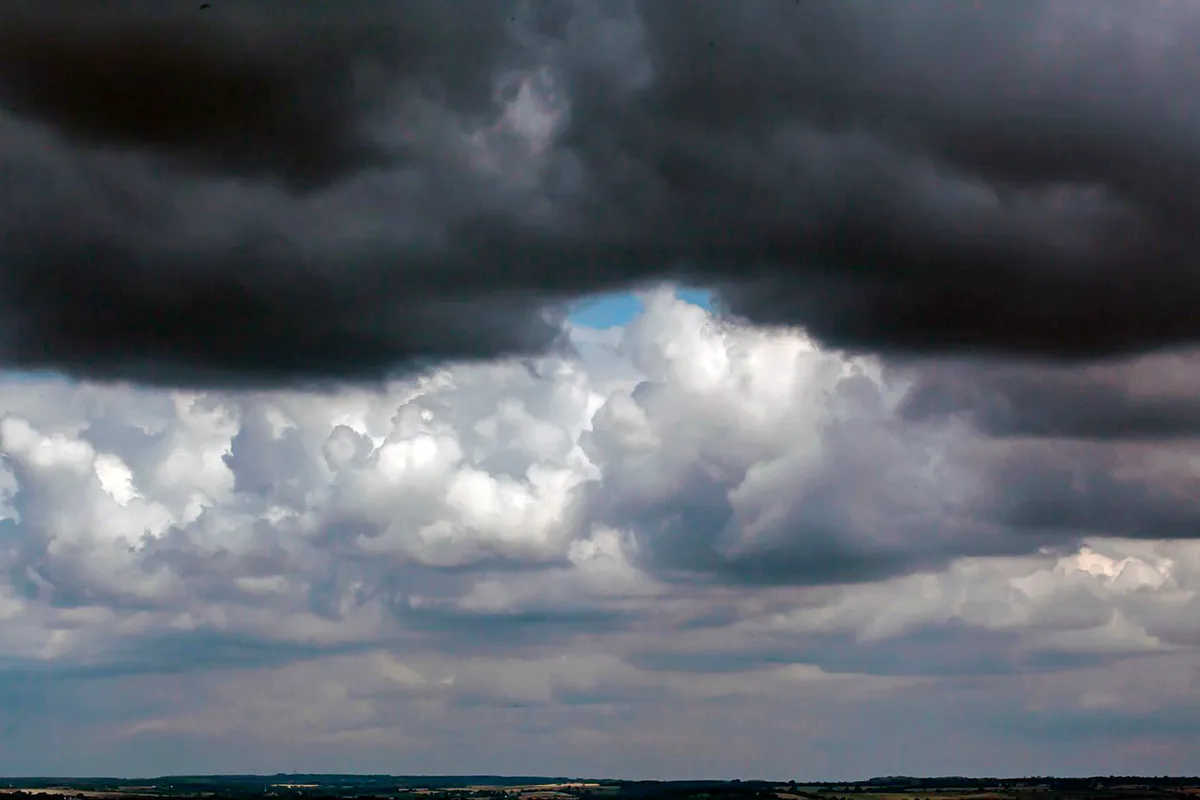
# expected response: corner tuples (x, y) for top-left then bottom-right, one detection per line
(569, 288), (712, 329)
(1, 0), (1200, 781)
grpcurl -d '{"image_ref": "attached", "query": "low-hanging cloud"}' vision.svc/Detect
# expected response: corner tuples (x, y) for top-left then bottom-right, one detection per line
(5, 1), (1200, 384)
(1, 294), (1196, 616)
(1, 295), (1200, 775)
(898, 350), (1200, 441)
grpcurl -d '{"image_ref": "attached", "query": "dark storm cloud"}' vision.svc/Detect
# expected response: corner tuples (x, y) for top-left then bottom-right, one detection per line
(0, 1), (516, 189)
(627, 0), (1200, 359)
(898, 351), (1200, 440)
(987, 440), (1200, 541)
(5, 0), (1200, 384)
(0, 0), (570, 386)
(0, 120), (569, 386)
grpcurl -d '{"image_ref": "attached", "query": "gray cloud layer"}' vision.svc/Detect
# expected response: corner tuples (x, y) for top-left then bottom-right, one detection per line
(4, 1), (1200, 384)
(899, 351), (1200, 440)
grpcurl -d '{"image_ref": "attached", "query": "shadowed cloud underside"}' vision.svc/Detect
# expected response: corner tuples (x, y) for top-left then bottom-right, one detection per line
(3, 2), (1200, 384)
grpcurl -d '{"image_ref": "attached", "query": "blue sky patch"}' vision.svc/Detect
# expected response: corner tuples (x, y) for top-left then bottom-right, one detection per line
(569, 287), (713, 329)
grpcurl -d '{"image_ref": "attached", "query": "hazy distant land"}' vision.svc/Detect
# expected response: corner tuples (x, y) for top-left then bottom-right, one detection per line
(3, 774), (1200, 800)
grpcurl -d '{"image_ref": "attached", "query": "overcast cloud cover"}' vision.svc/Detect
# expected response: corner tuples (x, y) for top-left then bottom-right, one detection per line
(1, 0), (1200, 780)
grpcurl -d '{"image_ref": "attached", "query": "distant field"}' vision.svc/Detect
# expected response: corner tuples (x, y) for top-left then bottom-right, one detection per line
(458, 782), (602, 797)
(0, 792), (158, 799)
(4, 778), (1200, 800)
(805, 791), (1196, 800)
(818, 794), (1010, 800)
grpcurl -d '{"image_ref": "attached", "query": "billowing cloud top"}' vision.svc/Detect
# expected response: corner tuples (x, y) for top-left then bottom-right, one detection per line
(2, 293), (1200, 776)
(4, 1), (1200, 383)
